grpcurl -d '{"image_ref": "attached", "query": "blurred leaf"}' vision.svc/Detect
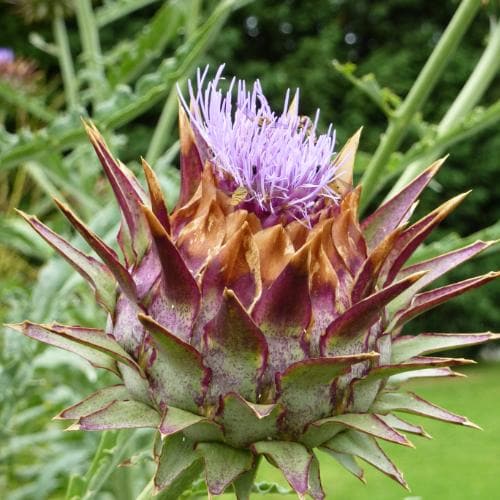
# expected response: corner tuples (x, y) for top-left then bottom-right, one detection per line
(0, 218), (52, 260)
(107, 1), (183, 85)
(96, 0), (162, 27)
(0, 81), (55, 122)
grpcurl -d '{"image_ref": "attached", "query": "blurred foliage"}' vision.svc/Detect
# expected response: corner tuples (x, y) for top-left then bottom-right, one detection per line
(0, 0), (498, 498)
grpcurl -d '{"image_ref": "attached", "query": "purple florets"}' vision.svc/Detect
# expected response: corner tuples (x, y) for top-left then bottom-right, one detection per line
(179, 65), (338, 223)
(0, 48), (14, 64)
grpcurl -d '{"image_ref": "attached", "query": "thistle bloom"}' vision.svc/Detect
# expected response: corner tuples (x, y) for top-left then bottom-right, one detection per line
(0, 48), (40, 89)
(11, 67), (499, 499)
(180, 65), (338, 225)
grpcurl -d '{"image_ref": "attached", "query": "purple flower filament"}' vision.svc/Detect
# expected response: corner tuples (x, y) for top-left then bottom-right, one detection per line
(179, 65), (339, 224)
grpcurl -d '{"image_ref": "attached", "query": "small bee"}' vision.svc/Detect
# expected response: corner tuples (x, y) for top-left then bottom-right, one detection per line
(256, 116), (272, 128)
(230, 186), (248, 206)
(297, 115), (314, 137)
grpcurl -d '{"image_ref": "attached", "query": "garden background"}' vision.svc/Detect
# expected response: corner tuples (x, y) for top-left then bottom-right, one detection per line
(0, 0), (498, 498)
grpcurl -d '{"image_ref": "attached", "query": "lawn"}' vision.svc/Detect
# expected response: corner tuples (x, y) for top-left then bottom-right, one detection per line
(240, 363), (500, 499)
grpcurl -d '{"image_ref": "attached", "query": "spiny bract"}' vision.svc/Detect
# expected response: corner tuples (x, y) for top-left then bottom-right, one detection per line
(11, 67), (499, 499)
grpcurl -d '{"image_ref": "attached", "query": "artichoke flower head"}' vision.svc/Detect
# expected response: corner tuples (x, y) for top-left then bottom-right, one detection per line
(12, 66), (499, 499)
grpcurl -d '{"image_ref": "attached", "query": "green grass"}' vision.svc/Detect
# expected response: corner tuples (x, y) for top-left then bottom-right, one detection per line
(248, 363), (500, 499)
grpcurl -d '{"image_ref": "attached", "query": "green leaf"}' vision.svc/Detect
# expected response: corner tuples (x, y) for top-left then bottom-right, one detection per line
(278, 354), (378, 432)
(252, 441), (312, 497)
(378, 414), (431, 439)
(65, 431), (136, 500)
(233, 458), (260, 500)
(321, 450), (365, 483)
(203, 289), (267, 402)
(218, 393), (282, 448)
(74, 400), (160, 430)
(0, 216), (52, 260)
(57, 385), (131, 420)
(332, 60), (401, 116)
(154, 433), (203, 496)
(107, 2), (183, 85)
(10, 322), (126, 374)
(18, 211), (117, 312)
(196, 442), (254, 495)
(306, 454), (325, 500)
(303, 413), (412, 448)
(0, 81), (55, 122)
(0, 0), (245, 173)
(323, 430), (408, 488)
(96, 0), (162, 27)
(391, 333), (499, 364)
(371, 391), (479, 427)
(159, 405), (207, 437)
(29, 203), (118, 322)
(138, 314), (208, 413)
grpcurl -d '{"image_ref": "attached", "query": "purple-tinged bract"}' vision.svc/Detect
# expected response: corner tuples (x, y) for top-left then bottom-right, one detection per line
(10, 67), (499, 499)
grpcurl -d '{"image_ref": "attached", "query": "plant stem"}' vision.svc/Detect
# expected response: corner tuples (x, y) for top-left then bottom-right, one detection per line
(136, 479), (154, 500)
(84, 431), (117, 483)
(146, 87), (180, 164)
(75, 0), (106, 106)
(53, 7), (78, 111)
(64, 431), (126, 500)
(439, 18), (500, 134)
(360, 0), (482, 211)
(384, 16), (500, 200)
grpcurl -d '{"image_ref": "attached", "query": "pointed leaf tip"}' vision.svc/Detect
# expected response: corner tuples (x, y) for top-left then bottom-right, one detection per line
(17, 209), (117, 311)
(159, 405), (206, 437)
(252, 441), (313, 496)
(56, 385), (131, 420)
(325, 431), (408, 489)
(362, 158), (445, 249)
(84, 121), (150, 261)
(178, 104), (203, 206)
(5, 322), (22, 332)
(52, 197), (138, 301)
(382, 191), (472, 285)
(372, 391), (476, 428)
(331, 128), (363, 196)
(77, 400), (160, 431)
(322, 271), (426, 352)
(196, 442), (254, 496)
(142, 157), (171, 234)
(18, 321), (143, 376)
